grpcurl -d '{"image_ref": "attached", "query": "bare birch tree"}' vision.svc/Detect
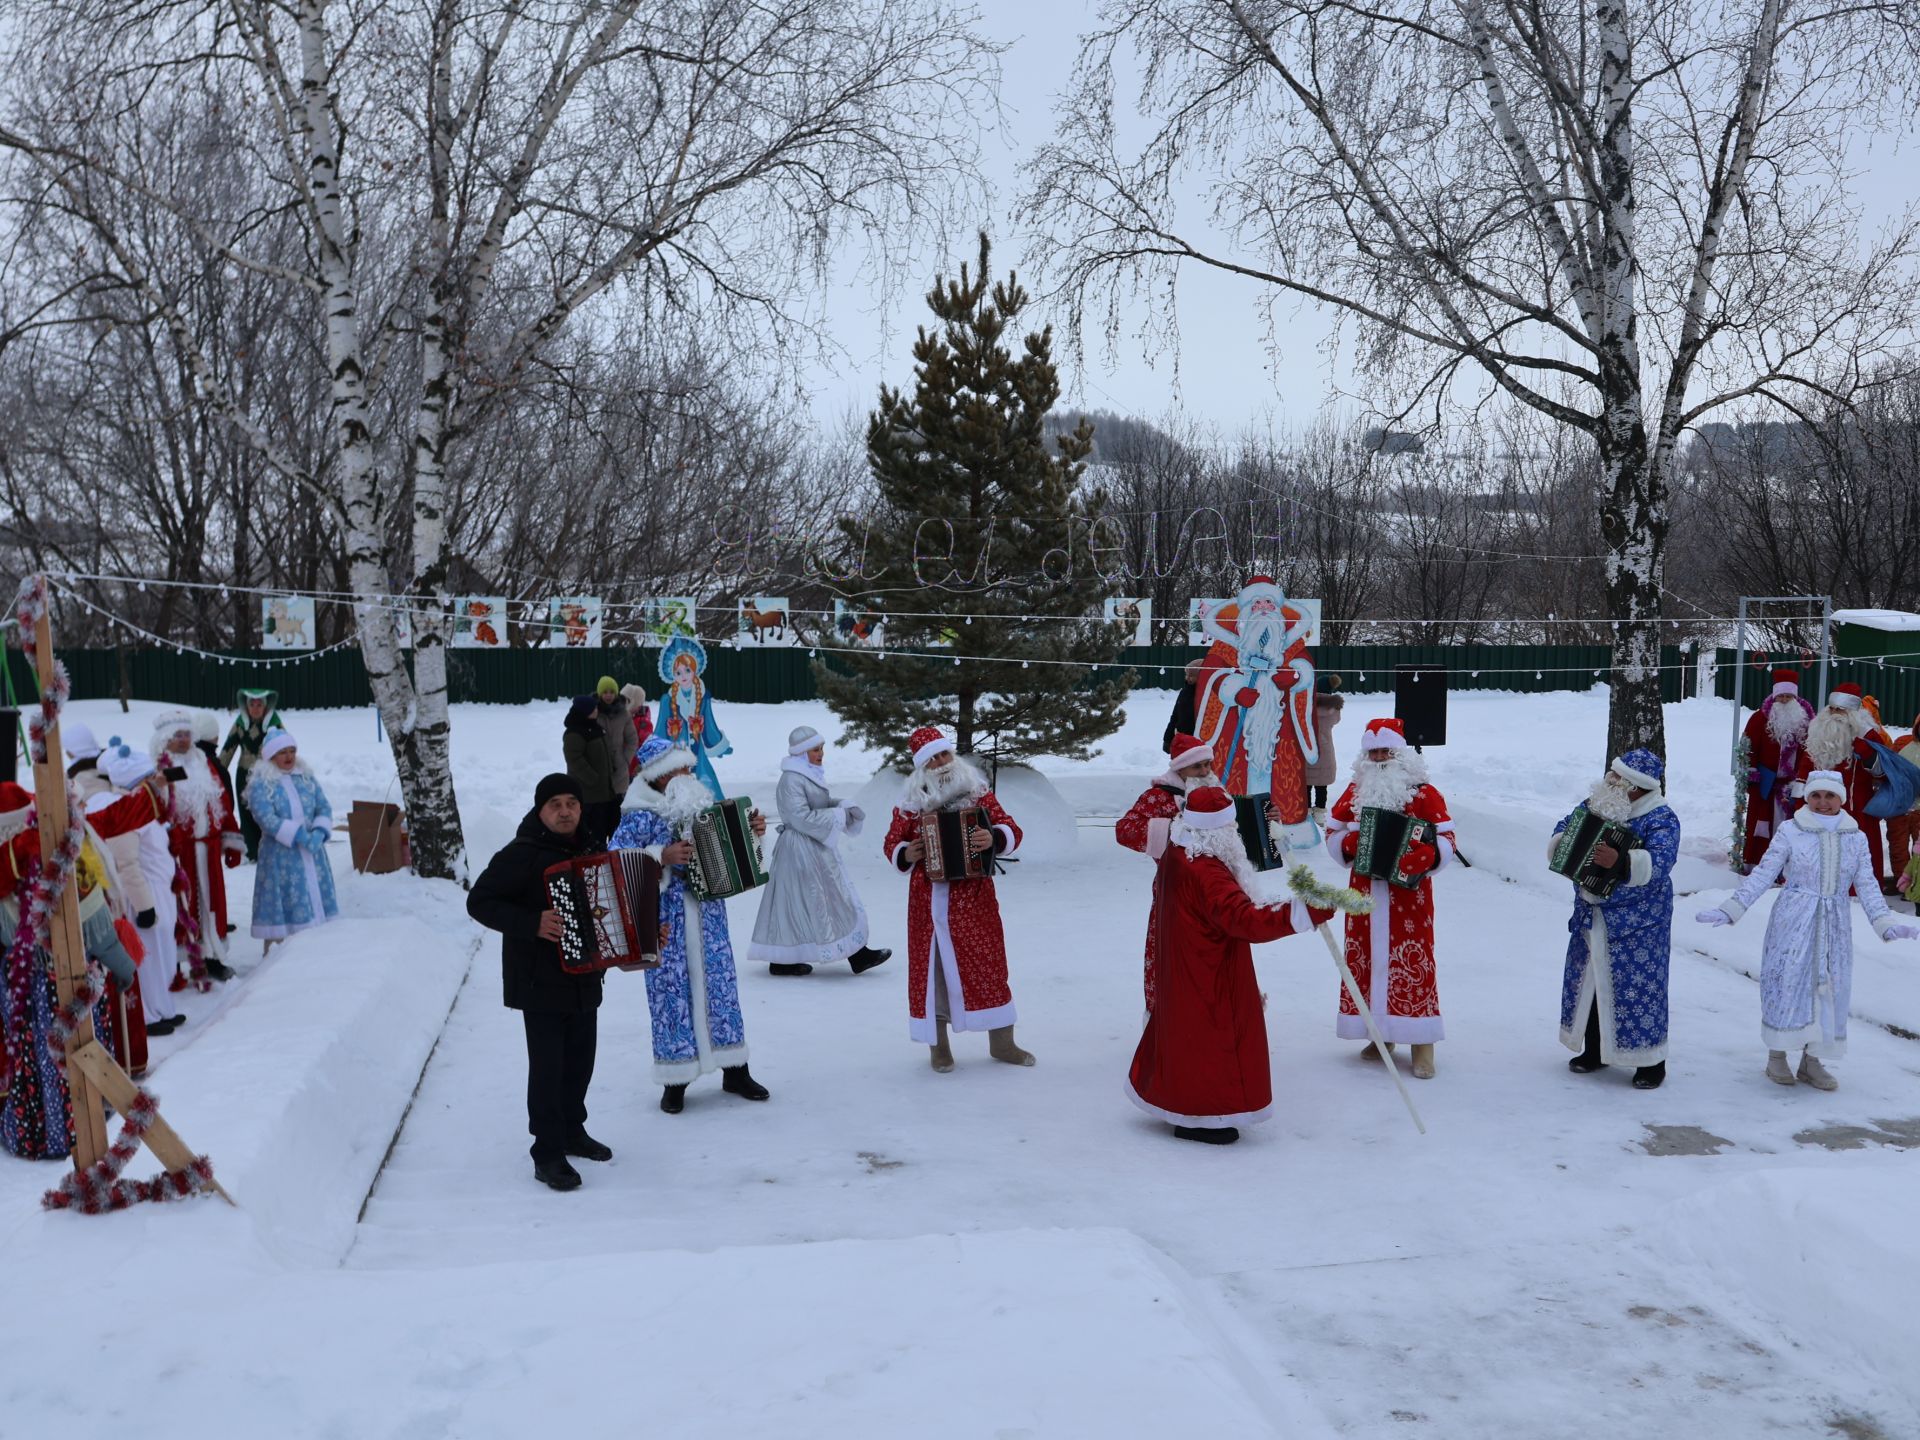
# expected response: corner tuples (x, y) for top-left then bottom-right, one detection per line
(1024, 0), (1920, 759)
(0, 0), (995, 876)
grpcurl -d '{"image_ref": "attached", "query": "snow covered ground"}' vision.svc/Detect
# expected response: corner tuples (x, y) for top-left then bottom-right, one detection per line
(5, 688), (1918, 1438)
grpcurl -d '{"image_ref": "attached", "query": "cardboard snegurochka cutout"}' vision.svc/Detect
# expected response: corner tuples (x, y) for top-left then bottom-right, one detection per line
(1192, 575), (1320, 851)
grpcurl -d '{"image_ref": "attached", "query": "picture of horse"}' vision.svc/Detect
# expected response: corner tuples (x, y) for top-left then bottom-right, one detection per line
(736, 596), (794, 646)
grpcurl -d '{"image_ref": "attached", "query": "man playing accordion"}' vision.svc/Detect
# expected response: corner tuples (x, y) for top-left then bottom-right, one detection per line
(467, 774), (614, 1193)
(884, 726), (1029, 1072)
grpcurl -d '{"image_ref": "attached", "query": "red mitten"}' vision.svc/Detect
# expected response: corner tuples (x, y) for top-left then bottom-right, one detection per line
(1339, 831), (1359, 862)
(1399, 841), (1437, 877)
(224, 849), (243, 869)
(1235, 686), (1260, 709)
(113, 916), (146, 965)
(1307, 905), (1337, 929)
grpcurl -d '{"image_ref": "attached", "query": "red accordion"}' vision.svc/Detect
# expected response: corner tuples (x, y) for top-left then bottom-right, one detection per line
(543, 849), (663, 974)
(917, 806), (998, 881)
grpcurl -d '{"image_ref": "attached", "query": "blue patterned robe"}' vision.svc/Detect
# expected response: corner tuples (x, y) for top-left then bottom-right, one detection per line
(246, 767), (338, 939)
(654, 685), (730, 802)
(612, 798), (748, 1083)
(1555, 795), (1680, 1065)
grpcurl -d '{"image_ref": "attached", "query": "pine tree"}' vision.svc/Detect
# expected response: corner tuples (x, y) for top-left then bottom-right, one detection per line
(815, 234), (1134, 766)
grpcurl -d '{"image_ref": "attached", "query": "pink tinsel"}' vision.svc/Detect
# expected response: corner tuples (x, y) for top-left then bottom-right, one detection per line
(40, 1086), (218, 1213)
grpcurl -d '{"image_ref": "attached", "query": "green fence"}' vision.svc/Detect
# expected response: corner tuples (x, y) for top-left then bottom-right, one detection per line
(3, 641), (1699, 711)
(1713, 649), (1920, 725)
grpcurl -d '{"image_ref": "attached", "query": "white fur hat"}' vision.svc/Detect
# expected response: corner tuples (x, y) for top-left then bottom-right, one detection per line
(787, 726), (828, 756)
(64, 720), (102, 763)
(261, 730), (298, 763)
(1803, 769), (1846, 799)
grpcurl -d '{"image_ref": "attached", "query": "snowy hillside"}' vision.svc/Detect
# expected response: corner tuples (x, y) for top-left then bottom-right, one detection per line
(4, 689), (1916, 1439)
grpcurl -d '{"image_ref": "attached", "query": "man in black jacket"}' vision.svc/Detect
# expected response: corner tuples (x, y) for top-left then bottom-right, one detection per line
(1161, 657), (1207, 754)
(467, 773), (613, 1192)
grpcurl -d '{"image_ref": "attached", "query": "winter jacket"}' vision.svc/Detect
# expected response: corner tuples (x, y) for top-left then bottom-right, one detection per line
(1305, 692), (1344, 786)
(81, 786), (164, 915)
(1162, 683), (1198, 753)
(219, 688), (284, 777)
(467, 808), (608, 1013)
(561, 698), (620, 804)
(598, 695), (639, 796)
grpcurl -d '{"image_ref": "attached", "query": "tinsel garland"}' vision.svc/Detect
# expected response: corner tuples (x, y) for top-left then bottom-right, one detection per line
(171, 859), (211, 992)
(1286, 863), (1374, 916)
(41, 1087), (217, 1213)
(2, 824), (84, 1078)
(1729, 734), (1751, 875)
(12, 574), (70, 767)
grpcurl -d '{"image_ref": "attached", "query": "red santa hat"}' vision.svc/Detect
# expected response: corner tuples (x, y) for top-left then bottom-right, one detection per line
(1361, 717), (1407, 751)
(1181, 785), (1238, 830)
(1237, 574), (1285, 609)
(909, 726), (954, 769)
(1771, 668), (1799, 696)
(0, 781), (33, 844)
(1828, 682), (1863, 711)
(1167, 733), (1213, 773)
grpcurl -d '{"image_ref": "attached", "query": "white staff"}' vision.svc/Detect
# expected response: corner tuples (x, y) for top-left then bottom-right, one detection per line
(1288, 864), (1426, 1135)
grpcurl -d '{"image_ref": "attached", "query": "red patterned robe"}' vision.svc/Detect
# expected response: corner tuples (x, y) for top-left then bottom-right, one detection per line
(1323, 781), (1456, 1043)
(884, 793), (1022, 1041)
(1796, 737), (1887, 883)
(1741, 696), (1812, 869)
(162, 750), (241, 959)
(1127, 844), (1328, 1128)
(1115, 776), (1184, 1015)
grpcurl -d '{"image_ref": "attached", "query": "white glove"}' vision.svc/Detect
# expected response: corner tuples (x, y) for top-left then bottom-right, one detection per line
(1883, 924), (1919, 941)
(845, 806), (864, 825)
(1695, 908), (1731, 927)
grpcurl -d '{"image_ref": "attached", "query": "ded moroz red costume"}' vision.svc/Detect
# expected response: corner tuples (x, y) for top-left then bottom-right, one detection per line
(151, 712), (243, 966)
(1323, 718), (1457, 1046)
(884, 727), (1024, 1045)
(1114, 732), (1215, 1015)
(1795, 682), (1889, 883)
(1126, 786), (1331, 1135)
(1741, 669), (1814, 870)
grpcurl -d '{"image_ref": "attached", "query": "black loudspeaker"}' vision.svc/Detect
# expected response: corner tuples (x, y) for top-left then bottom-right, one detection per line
(1394, 666), (1448, 748)
(0, 708), (18, 785)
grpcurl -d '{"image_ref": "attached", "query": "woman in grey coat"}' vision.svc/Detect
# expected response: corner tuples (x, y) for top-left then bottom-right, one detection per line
(747, 727), (892, 977)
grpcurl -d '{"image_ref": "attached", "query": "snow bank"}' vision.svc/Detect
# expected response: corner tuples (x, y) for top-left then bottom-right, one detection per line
(1653, 1167), (1920, 1416)
(1831, 608), (1920, 633)
(847, 762), (1079, 861)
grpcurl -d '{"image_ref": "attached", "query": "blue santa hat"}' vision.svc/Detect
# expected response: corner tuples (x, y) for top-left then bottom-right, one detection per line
(636, 733), (697, 785)
(1611, 749), (1664, 791)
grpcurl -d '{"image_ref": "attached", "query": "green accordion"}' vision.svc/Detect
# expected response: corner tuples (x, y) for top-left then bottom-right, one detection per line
(685, 796), (769, 902)
(1353, 806), (1433, 891)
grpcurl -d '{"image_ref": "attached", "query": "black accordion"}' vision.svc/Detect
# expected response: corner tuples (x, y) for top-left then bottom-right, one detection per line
(543, 849), (662, 975)
(1235, 794), (1284, 872)
(685, 797), (770, 902)
(918, 806), (998, 880)
(1548, 805), (1636, 899)
(1353, 806), (1435, 890)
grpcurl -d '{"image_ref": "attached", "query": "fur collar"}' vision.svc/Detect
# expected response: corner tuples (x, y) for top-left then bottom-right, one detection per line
(1793, 808), (1858, 836)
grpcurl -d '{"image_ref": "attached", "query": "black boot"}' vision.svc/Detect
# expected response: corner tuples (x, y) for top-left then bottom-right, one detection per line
(565, 1132), (613, 1161)
(721, 1065), (770, 1101)
(204, 958), (235, 982)
(1632, 1062), (1667, 1090)
(1568, 1007), (1606, 1073)
(660, 1084), (688, 1114)
(848, 946), (892, 974)
(533, 1156), (582, 1191)
(1174, 1125), (1239, 1145)
(768, 962), (813, 977)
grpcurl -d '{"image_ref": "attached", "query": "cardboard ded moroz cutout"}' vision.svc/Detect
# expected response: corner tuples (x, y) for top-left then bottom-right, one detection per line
(1192, 575), (1320, 851)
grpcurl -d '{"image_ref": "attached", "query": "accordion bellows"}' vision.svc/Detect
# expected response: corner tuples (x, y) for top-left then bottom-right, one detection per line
(544, 850), (662, 974)
(918, 806), (996, 880)
(1548, 805), (1636, 898)
(1353, 806), (1434, 890)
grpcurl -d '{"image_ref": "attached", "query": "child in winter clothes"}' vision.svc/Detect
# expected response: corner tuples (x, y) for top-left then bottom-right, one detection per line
(1698, 770), (1919, 1089)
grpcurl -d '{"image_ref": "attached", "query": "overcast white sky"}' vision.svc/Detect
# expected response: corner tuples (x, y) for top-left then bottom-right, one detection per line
(800, 1), (1920, 439)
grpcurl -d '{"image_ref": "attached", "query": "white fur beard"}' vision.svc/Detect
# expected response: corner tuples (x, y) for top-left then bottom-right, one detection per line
(659, 774), (713, 827)
(1766, 698), (1809, 746)
(169, 756), (224, 837)
(1172, 823), (1271, 902)
(1806, 709), (1865, 768)
(898, 756), (987, 813)
(1352, 752), (1428, 814)
(1585, 778), (1633, 822)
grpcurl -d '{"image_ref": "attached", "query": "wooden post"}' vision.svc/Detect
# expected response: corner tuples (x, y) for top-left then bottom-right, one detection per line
(27, 600), (110, 1170)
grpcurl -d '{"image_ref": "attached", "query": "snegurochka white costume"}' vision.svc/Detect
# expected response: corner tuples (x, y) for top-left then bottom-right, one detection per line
(1698, 769), (1918, 1089)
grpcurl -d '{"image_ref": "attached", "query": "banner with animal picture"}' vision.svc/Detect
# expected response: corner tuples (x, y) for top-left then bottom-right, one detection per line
(641, 596), (699, 646)
(832, 599), (885, 648)
(1188, 595), (1320, 647)
(1103, 596), (1152, 647)
(546, 595), (603, 648)
(736, 596), (794, 647)
(260, 595), (316, 650)
(452, 596), (507, 648)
